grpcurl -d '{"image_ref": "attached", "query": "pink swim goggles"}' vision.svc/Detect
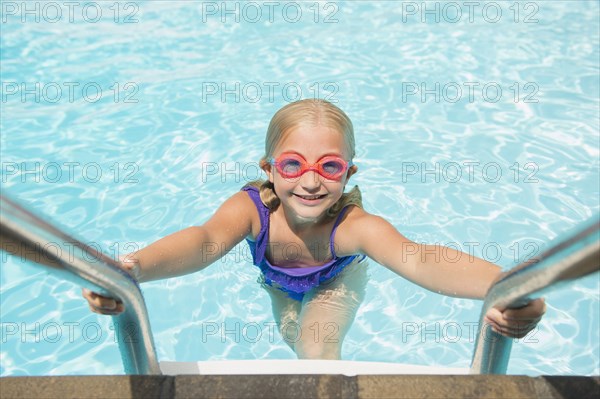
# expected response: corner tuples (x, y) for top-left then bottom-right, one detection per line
(268, 152), (353, 181)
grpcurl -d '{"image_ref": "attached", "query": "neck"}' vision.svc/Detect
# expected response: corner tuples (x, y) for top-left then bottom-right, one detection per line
(277, 204), (328, 234)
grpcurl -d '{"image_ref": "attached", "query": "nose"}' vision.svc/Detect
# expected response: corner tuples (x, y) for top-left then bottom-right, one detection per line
(298, 170), (322, 191)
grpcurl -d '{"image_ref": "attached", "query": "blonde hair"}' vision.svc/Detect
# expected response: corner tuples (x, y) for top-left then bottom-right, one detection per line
(245, 99), (362, 218)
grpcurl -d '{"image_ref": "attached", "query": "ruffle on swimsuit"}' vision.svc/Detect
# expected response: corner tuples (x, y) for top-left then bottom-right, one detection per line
(242, 185), (366, 301)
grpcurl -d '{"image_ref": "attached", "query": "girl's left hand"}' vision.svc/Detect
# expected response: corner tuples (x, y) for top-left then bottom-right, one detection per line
(484, 298), (546, 338)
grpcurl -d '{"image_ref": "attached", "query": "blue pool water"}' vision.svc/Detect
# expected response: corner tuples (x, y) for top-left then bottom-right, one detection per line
(1, 1), (599, 376)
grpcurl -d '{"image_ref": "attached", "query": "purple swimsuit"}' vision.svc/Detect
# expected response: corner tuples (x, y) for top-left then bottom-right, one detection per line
(242, 186), (366, 301)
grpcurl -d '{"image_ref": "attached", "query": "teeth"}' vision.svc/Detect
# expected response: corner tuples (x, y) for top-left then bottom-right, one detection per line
(297, 194), (324, 200)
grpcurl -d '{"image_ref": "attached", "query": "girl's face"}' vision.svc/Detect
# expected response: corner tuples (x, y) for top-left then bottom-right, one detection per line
(265, 124), (357, 223)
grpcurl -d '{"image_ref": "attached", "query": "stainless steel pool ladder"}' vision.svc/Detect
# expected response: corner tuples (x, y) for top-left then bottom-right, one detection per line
(470, 215), (600, 374)
(0, 195), (161, 374)
(0, 194), (598, 375)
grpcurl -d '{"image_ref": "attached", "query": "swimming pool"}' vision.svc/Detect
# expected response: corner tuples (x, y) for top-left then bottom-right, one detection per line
(1, 0), (598, 376)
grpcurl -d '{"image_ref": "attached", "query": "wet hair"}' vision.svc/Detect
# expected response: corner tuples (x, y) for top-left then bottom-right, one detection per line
(245, 99), (362, 217)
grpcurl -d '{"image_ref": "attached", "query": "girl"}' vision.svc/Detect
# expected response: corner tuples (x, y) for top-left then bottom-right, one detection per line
(84, 99), (546, 360)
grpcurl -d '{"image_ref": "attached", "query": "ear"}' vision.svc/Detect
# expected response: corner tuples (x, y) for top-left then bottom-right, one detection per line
(346, 164), (358, 180)
(260, 159), (274, 183)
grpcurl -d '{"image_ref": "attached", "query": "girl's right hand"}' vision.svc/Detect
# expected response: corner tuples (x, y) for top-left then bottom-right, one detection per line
(82, 256), (140, 315)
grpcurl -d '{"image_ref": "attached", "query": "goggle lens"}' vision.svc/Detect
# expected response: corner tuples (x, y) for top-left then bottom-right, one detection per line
(279, 158), (303, 176)
(269, 153), (351, 181)
(321, 159), (345, 176)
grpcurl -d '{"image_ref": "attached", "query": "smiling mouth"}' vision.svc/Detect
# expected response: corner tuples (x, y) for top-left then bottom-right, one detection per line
(293, 193), (327, 200)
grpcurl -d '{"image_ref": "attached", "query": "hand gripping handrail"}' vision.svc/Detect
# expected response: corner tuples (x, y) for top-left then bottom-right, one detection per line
(470, 215), (600, 374)
(0, 195), (161, 375)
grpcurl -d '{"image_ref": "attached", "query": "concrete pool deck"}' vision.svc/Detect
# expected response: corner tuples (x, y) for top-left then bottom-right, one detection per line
(2, 375), (599, 398)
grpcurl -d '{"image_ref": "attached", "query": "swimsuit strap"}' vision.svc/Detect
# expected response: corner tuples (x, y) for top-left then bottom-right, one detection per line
(329, 206), (351, 258)
(242, 186), (270, 263)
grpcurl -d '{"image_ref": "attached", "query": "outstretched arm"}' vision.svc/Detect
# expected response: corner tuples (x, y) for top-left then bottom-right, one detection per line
(84, 190), (255, 314)
(130, 191), (254, 283)
(349, 211), (499, 299)
(343, 209), (546, 337)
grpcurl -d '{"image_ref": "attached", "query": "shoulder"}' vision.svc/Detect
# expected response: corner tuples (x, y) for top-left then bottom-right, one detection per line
(237, 188), (263, 239)
(333, 206), (396, 256)
(213, 189), (257, 212)
(226, 189), (257, 209)
(231, 189), (262, 229)
(203, 190), (261, 240)
(339, 205), (390, 229)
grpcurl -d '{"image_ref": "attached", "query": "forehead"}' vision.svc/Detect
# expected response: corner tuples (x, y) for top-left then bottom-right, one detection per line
(275, 124), (350, 159)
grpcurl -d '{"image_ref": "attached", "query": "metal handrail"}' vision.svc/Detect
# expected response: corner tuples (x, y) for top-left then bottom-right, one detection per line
(470, 216), (600, 374)
(0, 195), (161, 375)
